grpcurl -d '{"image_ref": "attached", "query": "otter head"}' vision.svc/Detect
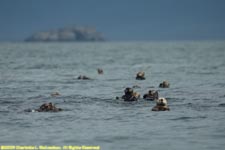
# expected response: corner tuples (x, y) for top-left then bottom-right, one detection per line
(163, 81), (170, 87)
(159, 80), (170, 88)
(51, 92), (60, 97)
(124, 87), (133, 95)
(137, 71), (145, 77)
(97, 68), (103, 74)
(148, 90), (155, 95)
(156, 97), (167, 106)
(48, 102), (54, 110)
(133, 92), (140, 98)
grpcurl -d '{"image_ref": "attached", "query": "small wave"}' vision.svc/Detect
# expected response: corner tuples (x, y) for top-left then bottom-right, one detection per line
(214, 83), (225, 87)
(192, 98), (212, 101)
(0, 110), (10, 113)
(219, 95), (225, 98)
(186, 71), (215, 75)
(27, 64), (59, 69)
(94, 137), (113, 143)
(186, 125), (208, 130)
(0, 99), (24, 105)
(202, 66), (218, 70)
(218, 103), (225, 107)
(170, 116), (207, 121)
(27, 95), (46, 100)
(106, 78), (128, 82)
(146, 86), (155, 88)
(165, 97), (186, 102)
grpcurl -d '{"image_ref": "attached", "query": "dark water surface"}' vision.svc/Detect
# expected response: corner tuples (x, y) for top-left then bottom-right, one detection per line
(0, 41), (225, 150)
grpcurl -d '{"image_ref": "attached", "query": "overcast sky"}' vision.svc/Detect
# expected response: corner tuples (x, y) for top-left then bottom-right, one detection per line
(0, 0), (225, 41)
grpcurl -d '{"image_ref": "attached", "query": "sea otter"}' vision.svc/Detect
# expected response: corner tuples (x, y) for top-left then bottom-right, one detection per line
(36, 102), (63, 112)
(152, 97), (170, 111)
(77, 75), (91, 80)
(51, 92), (60, 97)
(121, 87), (140, 101)
(97, 68), (104, 74)
(132, 85), (141, 88)
(159, 80), (170, 88)
(136, 71), (145, 80)
(143, 90), (159, 100)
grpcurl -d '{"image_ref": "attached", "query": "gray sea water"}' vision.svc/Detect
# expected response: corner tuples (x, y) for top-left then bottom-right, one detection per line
(0, 41), (225, 150)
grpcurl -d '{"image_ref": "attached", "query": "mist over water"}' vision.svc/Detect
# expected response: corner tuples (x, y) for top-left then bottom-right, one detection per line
(0, 41), (225, 150)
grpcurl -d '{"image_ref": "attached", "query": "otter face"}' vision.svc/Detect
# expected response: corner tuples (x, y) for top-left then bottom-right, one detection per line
(136, 71), (146, 80)
(149, 90), (155, 95)
(163, 81), (169, 86)
(137, 71), (145, 77)
(156, 97), (167, 106)
(124, 87), (133, 95)
(133, 92), (140, 98)
(159, 80), (170, 88)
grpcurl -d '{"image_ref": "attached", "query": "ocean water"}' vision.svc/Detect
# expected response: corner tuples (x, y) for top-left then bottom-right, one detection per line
(0, 41), (225, 150)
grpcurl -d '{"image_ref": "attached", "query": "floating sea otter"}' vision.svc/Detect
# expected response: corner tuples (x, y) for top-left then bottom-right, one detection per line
(159, 80), (170, 88)
(143, 90), (159, 101)
(51, 92), (60, 97)
(77, 75), (91, 80)
(136, 71), (145, 80)
(121, 87), (140, 101)
(97, 68), (104, 74)
(132, 85), (141, 88)
(36, 102), (63, 112)
(152, 97), (170, 111)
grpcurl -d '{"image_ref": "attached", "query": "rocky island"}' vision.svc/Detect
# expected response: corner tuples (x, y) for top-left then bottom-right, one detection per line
(25, 26), (105, 42)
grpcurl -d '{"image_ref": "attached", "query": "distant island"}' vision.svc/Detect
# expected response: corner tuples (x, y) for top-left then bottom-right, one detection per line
(25, 26), (105, 42)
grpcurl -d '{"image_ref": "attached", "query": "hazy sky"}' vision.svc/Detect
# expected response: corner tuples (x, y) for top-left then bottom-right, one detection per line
(0, 0), (225, 41)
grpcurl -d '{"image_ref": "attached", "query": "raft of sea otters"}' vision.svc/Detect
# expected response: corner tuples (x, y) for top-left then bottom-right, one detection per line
(32, 69), (170, 112)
